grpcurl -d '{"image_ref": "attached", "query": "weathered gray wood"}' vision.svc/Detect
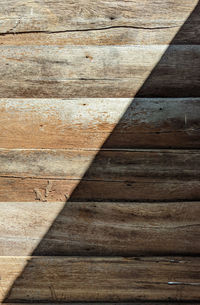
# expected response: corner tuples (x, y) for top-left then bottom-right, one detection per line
(1, 98), (200, 149)
(0, 202), (199, 256)
(0, 0), (197, 33)
(1, 256), (200, 302)
(0, 45), (199, 98)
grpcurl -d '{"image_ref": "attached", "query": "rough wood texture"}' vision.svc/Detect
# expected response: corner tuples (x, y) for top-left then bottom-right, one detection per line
(0, 149), (200, 202)
(0, 202), (199, 256)
(0, 27), (197, 46)
(1, 149), (199, 180)
(0, 0), (197, 33)
(1, 177), (200, 202)
(1, 257), (200, 302)
(0, 45), (200, 98)
(1, 98), (200, 149)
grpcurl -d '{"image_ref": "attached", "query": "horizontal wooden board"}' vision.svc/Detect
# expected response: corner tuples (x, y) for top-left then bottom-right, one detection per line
(1, 256), (200, 302)
(0, 202), (199, 256)
(1, 149), (200, 201)
(0, 27), (198, 46)
(1, 98), (200, 149)
(0, 45), (199, 98)
(0, 1), (199, 46)
(1, 177), (200, 202)
(1, 149), (200, 180)
(0, 0), (197, 33)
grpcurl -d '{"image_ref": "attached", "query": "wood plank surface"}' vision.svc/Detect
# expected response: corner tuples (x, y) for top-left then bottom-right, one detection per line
(1, 176), (200, 202)
(1, 149), (200, 201)
(0, 0), (197, 34)
(0, 45), (199, 98)
(1, 149), (199, 180)
(0, 256), (199, 302)
(0, 27), (198, 46)
(1, 98), (200, 149)
(0, 202), (199, 256)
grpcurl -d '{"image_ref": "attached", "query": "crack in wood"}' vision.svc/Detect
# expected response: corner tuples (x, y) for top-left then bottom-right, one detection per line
(0, 25), (179, 36)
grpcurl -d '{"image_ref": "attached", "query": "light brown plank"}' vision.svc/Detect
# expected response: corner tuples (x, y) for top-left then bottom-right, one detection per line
(0, 202), (199, 256)
(0, 0), (197, 33)
(0, 256), (200, 302)
(0, 45), (199, 98)
(1, 98), (200, 149)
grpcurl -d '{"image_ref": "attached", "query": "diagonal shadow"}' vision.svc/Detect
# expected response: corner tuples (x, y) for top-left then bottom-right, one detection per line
(3, 2), (200, 302)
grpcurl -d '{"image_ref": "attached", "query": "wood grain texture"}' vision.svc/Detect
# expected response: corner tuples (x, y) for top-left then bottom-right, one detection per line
(0, 27), (197, 46)
(1, 98), (200, 149)
(0, 149), (200, 202)
(0, 202), (199, 256)
(1, 149), (199, 180)
(0, 0), (197, 33)
(0, 45), (199, 98)
(1, 256), (200, 302)
(1, 177), (200, 202)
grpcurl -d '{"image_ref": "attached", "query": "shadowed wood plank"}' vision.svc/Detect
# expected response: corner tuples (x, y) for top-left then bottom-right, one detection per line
(0, 45), (199, 98)
(0, 149), (200, 201)
(1, 149), (199, 180)
(0, 178), (200, 203)
(1, 256), (200, 302)
(1, 98), (200, 149)
(0, 202), (199, 256)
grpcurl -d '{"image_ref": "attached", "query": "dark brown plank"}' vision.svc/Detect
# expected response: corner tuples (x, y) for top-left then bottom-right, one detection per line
(1, 256), (200, 302)
(1, 201), (199, 256)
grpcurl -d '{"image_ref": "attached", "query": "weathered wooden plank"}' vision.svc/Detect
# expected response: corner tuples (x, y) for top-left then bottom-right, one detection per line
(1, 178), (200, 202)
(1, 149), (200, 201)
(1, 256), (200, 302)
(1, 149), (199, 180)
(0, 1), (199, 46)
(0, 45), (199, 98)
(0, 202), (199, 256)
(1, 98), (200, 149)
(0, 0), (197, 34)
(0, 25), (199, 46)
